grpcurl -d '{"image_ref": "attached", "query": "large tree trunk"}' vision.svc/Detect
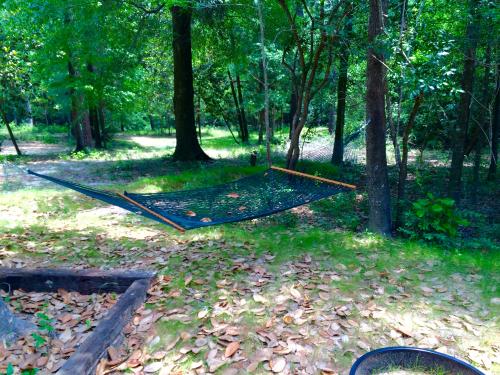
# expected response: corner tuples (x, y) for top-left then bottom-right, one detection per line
(366, 0), (392, 235)
(171, 5), (209, 161)
(331, 2), (353, 165)
(487, 70), (499, 181)
(395, 92), (424, 228)
(448, 0), (479, 202)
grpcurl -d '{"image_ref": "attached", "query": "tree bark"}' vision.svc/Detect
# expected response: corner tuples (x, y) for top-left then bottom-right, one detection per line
(487, 70), (499, 181)
(148, 114), (155, 131)
(395, 92), (424, 228)
(366, 0), (392, 235)
(89, 105), (102, 148)
(25, 97), (34, 126)
(256, 0), (271, 166)
(228, 70), (246, 142)
(288, 88), (297, 139)
(98, 101), (106, 147)
(1, 111), (22, 156)
(68, 61), (86, 152)
(448, 0), (479, 202)
(332, 2), (353, 165)
(236, 74), (249, 142)
(171, 4), (209, 161)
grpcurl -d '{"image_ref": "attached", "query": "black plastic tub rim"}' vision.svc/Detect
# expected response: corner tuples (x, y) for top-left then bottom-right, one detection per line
(349, 346), (485, 375)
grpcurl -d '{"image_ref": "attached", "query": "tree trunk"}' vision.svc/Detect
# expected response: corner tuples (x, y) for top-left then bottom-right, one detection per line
(331, 2), (352, 165)
(196, 96), (202, 144)
(395, 92), (424, 228)
(448, 0), (479, 202)
(148, 114), (155, 131)
(236, 75), (249, 142)
(257, 0), (271, 168)
(228, 70), (245, 141)
(366, 0), (392, 235)
(171, 5), (209, 161)
(89, 105), (103, 148)
(98, 101), (106, 147)
(470, 44), (492, 203)
(1, 111), (22, 156)
(69, 62), (84, 152)
(288, 87), (297, 140)
(487, 70), (499, 181)
(25, 98), (34, 126)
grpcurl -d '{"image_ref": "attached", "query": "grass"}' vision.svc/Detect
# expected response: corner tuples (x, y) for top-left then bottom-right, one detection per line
(0, 123), (68, 144)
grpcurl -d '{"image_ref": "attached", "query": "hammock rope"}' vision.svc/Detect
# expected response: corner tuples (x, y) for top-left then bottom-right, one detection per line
(26, 167), (355, 232)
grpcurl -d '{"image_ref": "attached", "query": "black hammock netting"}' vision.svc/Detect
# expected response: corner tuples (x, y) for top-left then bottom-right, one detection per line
(27, 168), (354, 231)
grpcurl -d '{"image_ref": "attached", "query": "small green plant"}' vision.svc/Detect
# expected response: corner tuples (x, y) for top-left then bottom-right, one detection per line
(31, 332), (47, 348)
(5, 363), (14, 375)
(401, 193), (468, 243)
(36, 312), (54, 333)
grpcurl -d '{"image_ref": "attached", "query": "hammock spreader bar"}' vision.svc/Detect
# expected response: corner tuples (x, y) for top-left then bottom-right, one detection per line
(26, 168), (355, 232)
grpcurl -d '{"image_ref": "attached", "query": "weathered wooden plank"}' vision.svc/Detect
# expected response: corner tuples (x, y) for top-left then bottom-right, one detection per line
(57, 278), (152, 375)
(0, 268), (154, 294)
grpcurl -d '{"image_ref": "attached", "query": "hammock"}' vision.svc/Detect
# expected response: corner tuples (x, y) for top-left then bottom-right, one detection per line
(27, 167), (355, 232)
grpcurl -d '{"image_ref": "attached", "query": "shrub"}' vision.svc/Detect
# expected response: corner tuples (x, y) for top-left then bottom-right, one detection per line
(401, 193), (468, 243)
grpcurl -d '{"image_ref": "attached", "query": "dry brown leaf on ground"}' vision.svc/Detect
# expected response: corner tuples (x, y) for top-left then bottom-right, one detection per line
(224, 341), (240, 358)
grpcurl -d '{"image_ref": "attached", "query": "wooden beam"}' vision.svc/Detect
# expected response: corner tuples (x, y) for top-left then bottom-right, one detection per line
(0, 268), (154, 294)
(271, 166), (356, 189)
(117, 193), (186, 233)
(58, 278), (152, 375)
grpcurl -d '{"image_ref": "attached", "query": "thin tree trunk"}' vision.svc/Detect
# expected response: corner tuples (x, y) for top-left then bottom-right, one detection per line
(448, 0), (479, 202)
(487, 70), (499, 181)
(171, 5), (209, 161)
(236, 74), (249, 142)
(1, 111), (22, 156)
(288, 88), (297, 139)
(228, 70), (245, 141)
(471, 44), (492, 203)
(25, 98), (33, 126)
(366, 0), (392, 235)
(256, 0), (271, 165)
(395, 92), (424, 228)
(332, 1), (353, 165)
(196, 96), (202, 144)
(98, 101), (106, 147)
(148, 114), (155, 131)
(68, 60), (85, 152)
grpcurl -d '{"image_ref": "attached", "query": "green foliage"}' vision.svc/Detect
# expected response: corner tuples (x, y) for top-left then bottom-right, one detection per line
(31, 332), (47, 348)
(401, 193), (469, 243)
(36, 312), (54, 333)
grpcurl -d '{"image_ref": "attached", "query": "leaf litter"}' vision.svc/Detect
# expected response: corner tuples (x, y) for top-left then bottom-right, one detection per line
(1, 237), (498, 374)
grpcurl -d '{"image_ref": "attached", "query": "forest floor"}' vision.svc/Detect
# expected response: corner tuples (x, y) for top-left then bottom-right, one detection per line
(0, 131), (499, 375)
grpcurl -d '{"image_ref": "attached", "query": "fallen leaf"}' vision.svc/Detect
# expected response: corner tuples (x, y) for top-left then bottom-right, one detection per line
(224, 341), (240, 358)
(270, 357), (286, 373)
(144, 362), (163, 373)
